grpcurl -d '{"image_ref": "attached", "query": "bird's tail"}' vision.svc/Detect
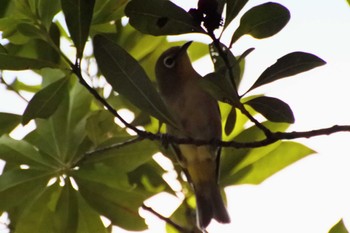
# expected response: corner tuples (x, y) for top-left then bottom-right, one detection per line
(186, 159), (230, 229)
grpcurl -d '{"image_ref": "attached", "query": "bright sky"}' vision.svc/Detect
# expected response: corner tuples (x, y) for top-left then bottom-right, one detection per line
(1, 1), (350, 233)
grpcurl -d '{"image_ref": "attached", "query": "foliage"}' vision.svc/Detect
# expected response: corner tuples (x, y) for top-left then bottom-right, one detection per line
(0, 0), (332, 232)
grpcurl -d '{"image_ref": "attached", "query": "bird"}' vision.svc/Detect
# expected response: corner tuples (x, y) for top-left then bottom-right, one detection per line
(155, 41), (230, 229)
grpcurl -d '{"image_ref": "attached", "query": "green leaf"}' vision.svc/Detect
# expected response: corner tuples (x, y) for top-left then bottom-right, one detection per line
(0, 113), (21, 136)
(76, 195), (109, 233)
(329, 219), (349, 233)
(224, 107), (236, 136)
(93, 35), (176, 127)
(224, 0), (248, 28)
(17, 23), (47, 40)
(76, 178), (147, 231)
(92, 0), (127, 24)
(222, 141), (314, 185)
(61, 0), (95, 59)
(247, 52), (326, 92)
(125, 0), (203, 35)
(244, 96), (294, 123)
(0, 53), (60, 70)
(347, 0), (350, 6)
(0, 135), (55, 168)
(200, 72), (239, 103)
(37, 0), (61, 29)
(54, 179), (79, 233)
(230, 2), (290, 45)
(22, 77), (70, 125)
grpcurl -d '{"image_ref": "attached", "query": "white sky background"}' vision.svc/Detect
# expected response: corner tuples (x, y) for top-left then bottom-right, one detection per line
(1, 0), (350, 233)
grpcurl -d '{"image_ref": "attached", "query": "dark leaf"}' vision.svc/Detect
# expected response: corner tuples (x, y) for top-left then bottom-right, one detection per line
(0, 113), (21, 136)
(230, 2), (290, 45)
(248, 52), (326, 92)
(245, 96), (295, 123)
(22, 77), (69, 125)
(224, 107), (236, 136)
(0, 53), (60, 70)
(224, 0), (248, 28)
(125, 0), (203, 35)
(93, 35), (177, 127)
(329, 219), (349, 233)
(61, 0), (95, 59)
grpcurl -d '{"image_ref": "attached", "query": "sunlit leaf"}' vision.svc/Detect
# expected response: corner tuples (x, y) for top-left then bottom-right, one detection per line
(22, 77), (69, 125)
(125, 0), (203, 35)
(61, 0), (95, 59)
(224, 0), (248, 28)
(230, 2), (290, 45)
(93, 35), (177, 127)
(245, 96), (295, 123)
(247, 52), (326, 92)
(0, 113), (21, 136)
(37, 0), (61, 29)
(329, 219), (349, 233)
(0, 53), (60, 70)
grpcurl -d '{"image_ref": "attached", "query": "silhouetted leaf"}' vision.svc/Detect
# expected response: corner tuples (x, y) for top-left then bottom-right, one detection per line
(329, 219), (349, 233)
(224, 107), (236, 136)
(245, 96), (294, 123)
(230, 2), (290, 45)
(0, 54), (60, 70)
(93, 35), (177, 127)
(0, 113), (21, 136)
(248, 52), (326, 92)
(225, 0), (248, 28)
(22, 77), (69, 125)
(61, 0), (95, 59)
(125, 0), (203, 35)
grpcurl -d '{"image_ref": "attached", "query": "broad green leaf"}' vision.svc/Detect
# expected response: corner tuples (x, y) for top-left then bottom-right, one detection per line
(14, 183), (60, 233)
(82, 138), (158, 172)
(37, 0), (61, 29)
(244, 96), (295, 123)
(222, 141), (314, 185)
(0, 135), (55, 168)
(76, 178), (148, 231)
(17, 23), (47, 40)
(230, 2), (290, 45)
(54, 179), (79, 233)
(224, 107), (236, 136)
(0, 44), (7, 53)
(93, 35), (177, 127)
(0, 169), (48, 211)
(61, 0), (95, 59)
(329, 219), (349, 233)
(200, 72), (239, 103)
(209, 42), (241, 88)
(125, 0), (203, 35)
(22, 77), (70, 125)
(224, 0), (248, 28)
(0, 53), (60, 70)
(248, 52), (326, 92)
(92, 0), (127, 24)
(76, 195), (109, 233)
(0, 113), (21, 136)
(347, 0), (350, 6)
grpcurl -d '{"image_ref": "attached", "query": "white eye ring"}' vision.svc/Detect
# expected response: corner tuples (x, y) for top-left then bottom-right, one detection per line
(163, 56), (175, 68)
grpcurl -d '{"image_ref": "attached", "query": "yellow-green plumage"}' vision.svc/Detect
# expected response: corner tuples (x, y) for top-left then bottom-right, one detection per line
(155, 42), (230, 229)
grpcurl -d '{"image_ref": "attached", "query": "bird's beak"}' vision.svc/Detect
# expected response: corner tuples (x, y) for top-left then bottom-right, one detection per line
(177, 41), (193, 57)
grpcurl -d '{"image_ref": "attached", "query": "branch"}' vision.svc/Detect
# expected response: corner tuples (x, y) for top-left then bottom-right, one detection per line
(141, 204), (191, 233)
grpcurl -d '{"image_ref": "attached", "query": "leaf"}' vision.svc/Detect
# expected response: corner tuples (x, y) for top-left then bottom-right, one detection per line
(0, 113), (21, 136)
(37, 0), (61, 29)
(0, 53), (60, 70)
(230, 2), (290, 45)
(224, 0), (248, 28)
(93, 35), (176, 127)
(22, 77), (69, 125)
(76, 178), (147, 231)
(222, 141), (314, 185)
(200, 72), (239, 103)
(17, 23), (47, 40)
(329, 219), (349, 233)
(245, 96), (294, 123)
(224, 107), (236, 136)
(248, 52), (326, 92)
(61, 0), (95, 59)
(125, 0), (203, 35)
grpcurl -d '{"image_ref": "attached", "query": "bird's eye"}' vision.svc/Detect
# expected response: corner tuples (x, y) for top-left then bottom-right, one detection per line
(163, 56), (175, 68)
